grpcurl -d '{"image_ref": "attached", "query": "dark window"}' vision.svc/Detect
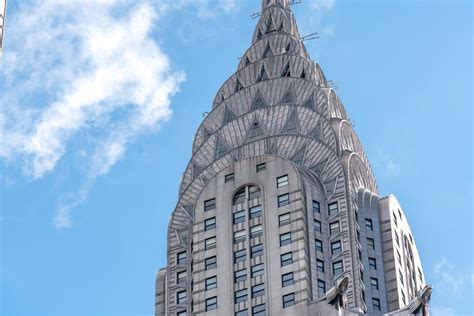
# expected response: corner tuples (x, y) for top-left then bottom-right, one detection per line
(393, 211), (398, 226)
(225, 173), (234, 182)
(282, 272), (294, 287)
(314, 220), (321, 233)
(251, 263), (264, 277)
(206, 296), (217, 311)
(177, 311), (186, 316)
(177, 251), (187, 265)
(256, 162), (266, 172)
(205, 256), (217, 270)
(234, 230), (246, 244)
(233, 210), (245, 224)
(252, 304), (265, 316)
(362, 290), (366, 303)
(280, 232), (292, 246)
(329, 221), (340, 235)
(205, 217), (216, 231)
(367, 238), (375, 250)
(278, 193), (290, 207)
(355, 211), (359, 223)
(398, 209), (403, 221)
(252, 283), (265, 298)
(317, 279), (326, 295)
(205, 276), (217, 290)
(313, 200), (320, 213)
(234, 269), (247, 283)
(234, 289), (247, 303)
(248, 185), (261, 200)
(205, 237), (216, 250)
(204, 198), (216, 211)
(282, 293), (295, 308)
(316, 259), (324, 272)
(233, 187), (246, 205)
(251, 243), (263, 258)
(177, 271), (187, 284)
(399, 270), (404, 285)
(279, 213), (290, 226)
(371, 277), (379, 290)
(365, 218), (373, 230)
(249, 205), (262, 219)
(277, 175), (289, 187)
(234, 249), (247, 263)
(235, 309), (248, 316)
(328, 202), (338, 216)
(333, 260), (343, 275)
(281, 252), (293, 266)
(395, 230), (400, 246)
(372, 298), (381, 311)
(331, 240), (342, 255)
(250, 225), (263, 238)
(177, 290), (187, 304)
(402, 291), (406, 305)
(315, 239), (323, 252)
(368, 257), (377, 270)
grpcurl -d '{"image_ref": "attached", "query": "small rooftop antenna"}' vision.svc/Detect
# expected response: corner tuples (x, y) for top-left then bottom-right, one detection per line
(327, 80), (339, 90)
(288, 0), (302, 6)
(202, 112), (209, 118)
(250, 12), (262, 19)
(300, 32), (319, 42)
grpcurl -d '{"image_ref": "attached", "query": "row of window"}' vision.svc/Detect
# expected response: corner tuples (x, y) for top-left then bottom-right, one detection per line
(313, 220), (341, 235)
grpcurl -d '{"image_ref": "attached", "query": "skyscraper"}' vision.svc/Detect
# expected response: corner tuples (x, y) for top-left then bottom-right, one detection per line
(156, 1), (431, 315)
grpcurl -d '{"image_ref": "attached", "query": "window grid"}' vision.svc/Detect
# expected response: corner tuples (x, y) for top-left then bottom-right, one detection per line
(205, 256), (217, 270)
(282, 293), (295, 308)
(204, 198), (216, 211)
(205, 276), (217, 290)
(233, 210), (245, 224)
(205, 296), (217, 311)
(277, 175), (289, 188)
(328, 202), (338, 216)
(318, 279), (326, 295)
(234, 249), (247, 263)
(205, 217), (216, 231)
(282, 272), (294, 287)
(225, 173), (235, 182)
(313, 200), (320, 213)
(205, 237), (216, 250)
(333, 260), (343, 275)
(331, 240), (342, 255)
(280, 232), (292, 246)
(251, 243), (263, 258)
(234, 269), (247, 283)
(279, 213), (290, 226)
(251, 263), (264, 278)
(278, 193), (290, 207)
(256, 162), (266, 172)
(281, 252), (293, 267)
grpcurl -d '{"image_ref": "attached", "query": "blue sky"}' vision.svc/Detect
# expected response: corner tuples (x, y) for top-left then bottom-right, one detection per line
(0, 0), (472, 315)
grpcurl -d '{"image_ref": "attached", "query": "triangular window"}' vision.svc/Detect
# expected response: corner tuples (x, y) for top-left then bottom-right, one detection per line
(203, 127), (212, 141)
(257, 29), (263, 40)
(256, 65), (269, 82)
(310, 159), (328, 176)
(300, 69), (306, 79)
(278, 22), (284, 32)
(223, 107), (238, 125)
(303, 95), (314, 108)
(281, 109), (298, 133)
(235, 78), (244, 93)
(262, 43), (273, 59)
(285, 42), (291, 53)
(247, 119), (265, 142)
(265, 16), (275, 34)
(215, 136), (230, 159)
(280, 87), (294, 104)
(281, 63), (291, 77)
(244, 56), (251, 66)
(290, 145), (306, 165)
(251, 91), (268, 111)
(220, 93), (225, 102)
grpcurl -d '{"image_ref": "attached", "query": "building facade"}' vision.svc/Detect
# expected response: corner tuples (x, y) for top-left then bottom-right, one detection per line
(156, 1), (431, 315)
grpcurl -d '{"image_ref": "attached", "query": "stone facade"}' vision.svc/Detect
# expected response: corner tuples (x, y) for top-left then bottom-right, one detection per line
(155, 1), (430, 315)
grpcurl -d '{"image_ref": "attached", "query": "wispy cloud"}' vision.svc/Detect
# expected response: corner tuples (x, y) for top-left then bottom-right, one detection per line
(310, 0), (335, 12)
(1, 1), (185, 228)
(375, 148), (401, 178)
(433, 258), (473, 295)
(158, 0), (238, 20)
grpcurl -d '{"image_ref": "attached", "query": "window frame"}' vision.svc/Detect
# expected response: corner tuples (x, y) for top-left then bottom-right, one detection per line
(234, 288), (248, 304)
(225, 173), (234, 183)
(277, 193), (290, 207)
(328, 201), (338, 217)
(251, 263), (264, 277)
(370, 277), (379, 290)
(315, 239), (323, 252)
(234, 269), (247, 283)
(281, 272), (294, 287)
(256, 162), (266, 172)
(317, 279), (326, 295)
(234, 249), (247, 263)
(176, 290), (187, 304)
(282, 293), (295, 308)
(331, 240), (342, 255)
(251, 283), (265, 298)
(367, 237), (375, 250)
(204, 217), (216, 231)
(205, 296), (217, 311)
(372, 297), (381, 311)
(249, 205), (262, 219)
(368, 257), (377, 270)
(277, 175), (289, 188)
(205, 276), (217, 290)
(365, 218), (373, 230)
(316, 259), (324, 273)
(234, 229), (246, 244)
(332, 260), (343, 276)
(251, 243), (264, 258)
(205, 236), (216, 250)
(314, 219), (321, 233)
(204, 198), (216, 211)
(329, 221), (340, 235)
(205, 256), (217, 270)
(233, 210), (245, 224)
(279, 213), (290, 226)
(280, 252), (293, 267)
(177, 270), (187, 284)
(313, 200), (321, 213)
(250, 224), (263, 238)
(177, 251), (187, 265)
(279, 232), (292, 246)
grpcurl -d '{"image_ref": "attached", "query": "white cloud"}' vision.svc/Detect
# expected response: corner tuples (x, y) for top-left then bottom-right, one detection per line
(433, 258), (472, 295)
(310, 0), (335, 12)
(375, 148), (400, 178)
(0, 1), (185, 228)
(157, 0), (237, 20)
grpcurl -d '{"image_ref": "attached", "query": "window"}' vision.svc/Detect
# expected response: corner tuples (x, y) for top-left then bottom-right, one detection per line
(367, 238), (375, 250)
(235, 309), (248, 316)
(371, 277), (379, 290)
(280, 232), (292, 246)
(331, 240), (342, 255)
(282, 272), (294, 287)
(252, 304), (265, 316)
(277, 175), (289, 187)
(206, 296), (217, 311)
(251, 263), (264, 277)
(316, 259), (324, 272)
(314, 220), (321, 233)
(313, 200), (321, 213)
(177, 251), (187, 265)
(249, 205), (262, 219)
(399, 270), (404, 285)
(256, 162), (266, 172)
(234, 249), (247, 263)
(281, 252), (293, 266)
(206, 276), (217, 290)
(225, 173), (234, 182)
(401, 291), (406, 305)
(204, 198), (216, 211)
(250, 225), (263, 238)
(233, 210), (245, 224)
(329, 221), (340, 235)
(233, 187), (246, 205)
(278, 193), (290, 207)
(315, 239), (323, 252)
(205, 237), (216, 250)
(279, 213), (290, 226)
(234, 269), (247, 283)
(362, 290), (366, 303)
(248, 185), (261, 200)
(177, 290), (187, 304)
(234, 230), (246, 244)
(177, 311), (186, 316)
(418, 268), (423, 283)
(252, 283), (265, 298)
(397, 250), (401, 264)
(251, 243), (263, 258)
(393, 211), (398, 226)
(205, 217), (216, 231)
(205, 256), (217, 270)
(372, 298), (381, 311)
(177, 271), (187, 284)
(283, 293), (295, 308)
(355, 211), (359, 223)
(368, 257), (377, 269)
(394, 230), (400, 246)
(332, 260), (343, 275)
(365, 218), (373, 230)
(317, 279), (326, 295)
(234, 289), (247, 303)
(328, 202), (338, 216)
(398, 209), (403, 221)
